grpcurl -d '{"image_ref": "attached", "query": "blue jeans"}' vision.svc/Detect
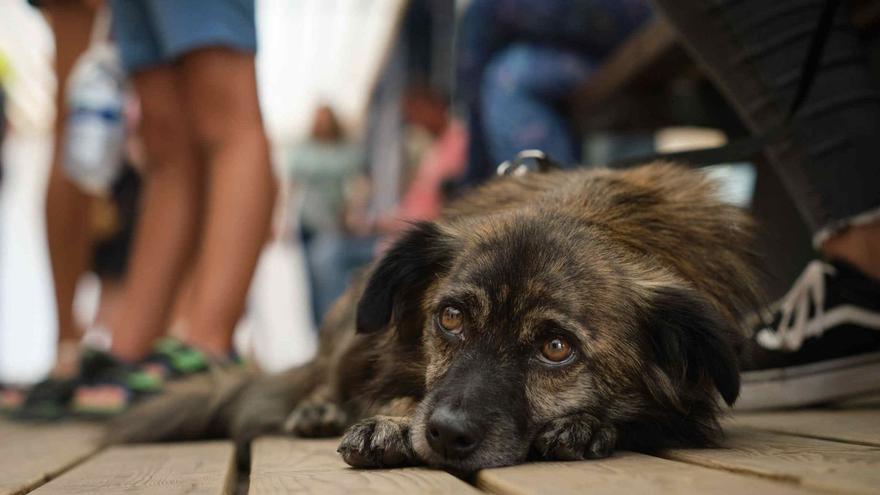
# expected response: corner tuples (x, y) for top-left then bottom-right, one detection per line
(301, 230), (378, 327)
(654, 0), (880, 243)
(456, 0), (651, 184)
(481, 44), (594, 168)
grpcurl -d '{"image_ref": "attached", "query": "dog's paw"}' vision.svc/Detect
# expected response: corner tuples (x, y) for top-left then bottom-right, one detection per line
(533, 413), (617, 460)
(337, 416), (417, 468)
(283, 401), (348, 437)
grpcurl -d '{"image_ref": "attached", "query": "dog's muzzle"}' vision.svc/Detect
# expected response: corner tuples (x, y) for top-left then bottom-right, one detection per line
(425, 404), (485, 460)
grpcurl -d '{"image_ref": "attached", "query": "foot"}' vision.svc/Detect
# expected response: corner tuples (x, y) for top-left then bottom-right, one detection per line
(8, 378), (78, 421)
(283, 401), (348, 437)
(338, 416), (417, 468)
(142, 337), (236, 381)
(0, 385), (26, 414)
(70, 348), (164, 417)
(533, 413), (617, 460)
(738, 260), (880, 410)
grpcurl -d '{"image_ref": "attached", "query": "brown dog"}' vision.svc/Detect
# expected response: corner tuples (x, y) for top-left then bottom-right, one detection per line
(110, 162), (761, 472)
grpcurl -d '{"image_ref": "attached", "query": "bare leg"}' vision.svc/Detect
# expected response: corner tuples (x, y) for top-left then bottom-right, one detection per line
(822, 221), (880, 281)
(109, 67), (203, 362)
(43, 1), (96, 376)
(93, 278), (125, 329)
(178, 47), (275, 355)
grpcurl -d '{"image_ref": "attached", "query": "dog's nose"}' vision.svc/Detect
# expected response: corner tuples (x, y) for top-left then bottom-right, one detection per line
(425, 405), (484, 459)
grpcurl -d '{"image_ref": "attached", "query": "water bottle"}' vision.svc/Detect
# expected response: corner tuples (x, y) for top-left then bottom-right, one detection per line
(62, 42), (126, 195)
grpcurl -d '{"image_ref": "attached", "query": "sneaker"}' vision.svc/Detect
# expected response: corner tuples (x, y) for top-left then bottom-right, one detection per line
(737, 259), (880, 410)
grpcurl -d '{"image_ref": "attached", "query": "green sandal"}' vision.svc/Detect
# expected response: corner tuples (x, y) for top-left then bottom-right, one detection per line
(147, 338), (212, 378)
(70, 348), (164, 418)
(70, 340), (237, 418)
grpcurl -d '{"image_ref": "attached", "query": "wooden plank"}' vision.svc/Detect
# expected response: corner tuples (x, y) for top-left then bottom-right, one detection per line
(0, 419), (104, 495)
(477, 451), (818, 495)
(830, 393), (880, 410)
(30, 441), (235, 495)
(664, 426), (880, 495)
(249, 437), (481, 495)
(732, 409), (880, 446)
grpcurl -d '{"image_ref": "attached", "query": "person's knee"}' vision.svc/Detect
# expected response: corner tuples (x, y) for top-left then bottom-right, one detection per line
(483, 44), (540, 99)
(190, 116), (265, 159)
(181, 49), (266, 156)
(139, 101), (193, 168)
(484, 43), (591, 101)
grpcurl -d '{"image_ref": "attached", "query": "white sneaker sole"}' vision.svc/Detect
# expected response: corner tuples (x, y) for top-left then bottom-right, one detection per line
(736, 351), (880, 411)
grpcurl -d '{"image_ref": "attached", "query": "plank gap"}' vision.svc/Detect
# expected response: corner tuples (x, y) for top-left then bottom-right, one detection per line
(0, 420), (105, 495)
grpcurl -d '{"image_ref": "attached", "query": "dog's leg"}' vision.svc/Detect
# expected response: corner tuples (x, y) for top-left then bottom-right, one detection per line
(337, 415), (417, 468)
(371, 396), (418, 417)
(533, 412), (618, 460)
(282, 384), (348, 437)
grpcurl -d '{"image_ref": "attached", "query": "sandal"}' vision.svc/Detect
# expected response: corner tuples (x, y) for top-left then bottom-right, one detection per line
(143, 337), (211, 379)
(0, 385), (26, 414)
(143, 337), (242, 380)
(69, 340), (237, 418)
(8, 378), (78, 421)
(70, 348), (164, 418)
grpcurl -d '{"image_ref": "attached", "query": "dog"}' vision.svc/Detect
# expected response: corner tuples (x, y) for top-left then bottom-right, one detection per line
(109, 161), (761, 472)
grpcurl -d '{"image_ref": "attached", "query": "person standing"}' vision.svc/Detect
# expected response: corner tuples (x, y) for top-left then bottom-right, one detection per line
(29, 0), (276, 416)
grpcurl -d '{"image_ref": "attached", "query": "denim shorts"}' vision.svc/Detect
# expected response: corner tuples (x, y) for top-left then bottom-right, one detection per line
(110, 0), (257, 73)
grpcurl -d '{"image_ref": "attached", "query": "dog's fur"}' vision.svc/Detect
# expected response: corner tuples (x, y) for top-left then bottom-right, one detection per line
(108, 162), (761, 471)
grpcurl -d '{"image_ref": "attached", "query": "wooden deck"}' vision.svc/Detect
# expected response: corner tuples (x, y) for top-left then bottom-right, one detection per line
(2, 397), (878, 495)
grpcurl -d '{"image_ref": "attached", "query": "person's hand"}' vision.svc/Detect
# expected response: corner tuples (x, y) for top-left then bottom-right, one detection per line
(341, 175), (376, 236)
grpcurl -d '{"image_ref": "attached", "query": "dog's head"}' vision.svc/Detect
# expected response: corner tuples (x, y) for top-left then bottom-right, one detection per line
(356, 215), (741, 471)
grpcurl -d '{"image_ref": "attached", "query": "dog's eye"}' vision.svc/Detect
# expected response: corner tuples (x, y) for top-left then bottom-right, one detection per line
(540, 336), (573, 364)
(438, 306), (464, 334)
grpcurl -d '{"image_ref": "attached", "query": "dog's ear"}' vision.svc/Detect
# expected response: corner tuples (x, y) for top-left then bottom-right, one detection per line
(356, 222), (453, 335)
(644, 286), (742, 407)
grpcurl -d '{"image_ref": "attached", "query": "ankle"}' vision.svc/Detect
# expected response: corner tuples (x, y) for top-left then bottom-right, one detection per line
(821, 222), (880, 281)
(50, 340), (81, 378)
(184, 317), (236, 358)
(184, 337), (234, 359)
(110, 340), (153, 364)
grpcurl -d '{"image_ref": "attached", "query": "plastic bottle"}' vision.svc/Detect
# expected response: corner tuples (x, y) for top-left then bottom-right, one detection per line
(62, 42), (125, 195)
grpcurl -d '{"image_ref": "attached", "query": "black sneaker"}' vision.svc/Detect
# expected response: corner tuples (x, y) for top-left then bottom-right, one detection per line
(737, 260), (880, 410)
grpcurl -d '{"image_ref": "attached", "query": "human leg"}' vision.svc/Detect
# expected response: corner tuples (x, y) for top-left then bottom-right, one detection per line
(107, 67), (203, 362)
(652, 0), (880, 408)
(63, 66), (205, 416)
(654, 0), (879, 244)
(43, 0), (97, 376)
(456, 0), (651, 183)
(176, 47), (274, 355)
(822, 221), (880, 280)
(481, 43), (595, 166)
